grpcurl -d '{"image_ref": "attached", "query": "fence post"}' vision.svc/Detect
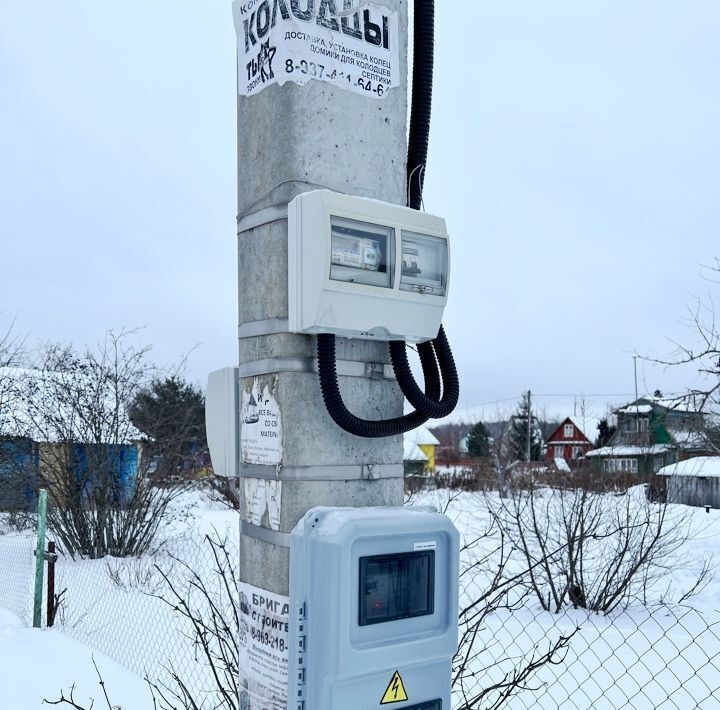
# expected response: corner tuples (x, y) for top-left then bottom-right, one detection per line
(46, 540), (56, 627)
(33, 488), (48, 628)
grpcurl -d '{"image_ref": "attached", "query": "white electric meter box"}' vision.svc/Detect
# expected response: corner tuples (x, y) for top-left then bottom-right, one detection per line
(288, 506), (459, 710)
(205, 367), (239, 478)
(288, 190), (450, 343)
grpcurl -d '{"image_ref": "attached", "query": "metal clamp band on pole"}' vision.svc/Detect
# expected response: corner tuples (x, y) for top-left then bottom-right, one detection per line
(236, 178), (342, 234)
(237, 357), (395, 380)
(238, 462), (404, 481)
(240, 520), (291, 548)
(236, 203), (289, 234)
(238, 318), (290, 338)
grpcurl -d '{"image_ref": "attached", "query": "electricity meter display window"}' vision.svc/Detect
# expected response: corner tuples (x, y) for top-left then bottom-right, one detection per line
(330, 216), (394, 288)
(400, 232), (447, 296)
(359, 551), (435, 626)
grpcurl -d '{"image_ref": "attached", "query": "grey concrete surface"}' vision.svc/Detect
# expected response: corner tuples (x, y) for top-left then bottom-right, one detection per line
(236, 0), (409, 608)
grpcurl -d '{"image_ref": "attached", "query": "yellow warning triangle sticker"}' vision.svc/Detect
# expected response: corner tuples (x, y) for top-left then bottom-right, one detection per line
(380, 670), (409, 704)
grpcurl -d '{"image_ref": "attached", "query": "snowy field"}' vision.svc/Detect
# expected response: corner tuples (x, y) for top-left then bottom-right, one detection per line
(0, 491), (239, 709)
(0, 606), (149, 709)
(1, 487), (719, 709)
(415, 489), (720, 710)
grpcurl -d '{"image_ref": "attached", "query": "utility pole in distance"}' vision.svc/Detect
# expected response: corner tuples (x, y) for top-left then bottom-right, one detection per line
(226, 3), (409, 707)
(526, 389), (532, 462)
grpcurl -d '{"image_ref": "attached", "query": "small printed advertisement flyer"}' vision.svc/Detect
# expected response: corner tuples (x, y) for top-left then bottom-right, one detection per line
(232, 0), (400, 99)
(239, 582), (290, 710)
(241, 376), (283, 466)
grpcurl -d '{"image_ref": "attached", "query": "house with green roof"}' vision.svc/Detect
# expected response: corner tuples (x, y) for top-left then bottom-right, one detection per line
(586, 396), (718, 476)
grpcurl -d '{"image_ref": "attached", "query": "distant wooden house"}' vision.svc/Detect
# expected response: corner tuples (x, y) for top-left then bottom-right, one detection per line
(587, 397), (718, 476)
(656, 456), (720, 508)
(0, 367), (142, 507)
(404, 426), (440, 473)
(0, 436), (38, 511)
(403, 440), (428, 478)
(545, 417), (594, 465)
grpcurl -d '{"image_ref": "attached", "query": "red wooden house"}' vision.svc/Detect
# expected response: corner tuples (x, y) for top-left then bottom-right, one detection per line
(545, 417), (594, 463)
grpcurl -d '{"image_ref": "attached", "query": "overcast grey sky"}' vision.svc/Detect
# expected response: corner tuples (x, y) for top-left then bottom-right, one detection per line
(1, 1), (719, 426)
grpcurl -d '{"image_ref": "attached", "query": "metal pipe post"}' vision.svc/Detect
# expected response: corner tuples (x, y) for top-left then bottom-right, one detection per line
(46, 540), (56, 627)
(32, 488), (48, 628)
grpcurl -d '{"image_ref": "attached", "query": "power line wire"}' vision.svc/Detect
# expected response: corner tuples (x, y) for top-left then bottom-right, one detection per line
(455, 390), (688, 411)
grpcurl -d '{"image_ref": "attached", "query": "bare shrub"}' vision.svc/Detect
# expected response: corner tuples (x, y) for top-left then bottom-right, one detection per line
(150, 533), (238, 710)
(486, 472), (704, 614)
(47, 532), (238, 710)
(0, 317), (25, 434)
(19, 331), (186, 558)
(453, 519), (577, 709)
(105, 557), (166, 595)
(204, 474), (240, 510)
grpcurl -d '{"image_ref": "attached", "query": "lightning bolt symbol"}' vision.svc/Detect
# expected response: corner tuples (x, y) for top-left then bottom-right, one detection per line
(391, 675), (400, 699)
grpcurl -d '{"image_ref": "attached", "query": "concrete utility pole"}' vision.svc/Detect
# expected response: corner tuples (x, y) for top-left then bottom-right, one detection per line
(233, 1), (409, 703)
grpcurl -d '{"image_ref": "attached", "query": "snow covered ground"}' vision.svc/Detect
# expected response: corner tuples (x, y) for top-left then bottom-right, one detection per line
(1, 487), (719, 709)
(0, 490), (239, 709)
(0, 606), (149, 709)
(415, 489), (720, 709)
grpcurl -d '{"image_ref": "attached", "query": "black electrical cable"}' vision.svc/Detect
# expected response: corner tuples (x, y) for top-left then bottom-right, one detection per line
(407, 0), (435, 211)
(390, 326), (458, 418)
(317, 333), (439, 438)
(316, 0), (459, 436)
(390, 0), (459, 419)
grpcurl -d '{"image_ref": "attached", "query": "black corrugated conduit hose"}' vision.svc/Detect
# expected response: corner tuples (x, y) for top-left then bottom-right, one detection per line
(317, 332), (441, 438)
(316, 0), (459, 437)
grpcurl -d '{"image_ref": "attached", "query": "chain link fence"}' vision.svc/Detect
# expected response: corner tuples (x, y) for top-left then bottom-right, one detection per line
(0, 484), (238, 705)
(423, 486), (720, 710)
(453, 595), (720, 709)
(0, 474), (37, 625)
(2, 482), (719, 709)
(51, 533), (236, 693)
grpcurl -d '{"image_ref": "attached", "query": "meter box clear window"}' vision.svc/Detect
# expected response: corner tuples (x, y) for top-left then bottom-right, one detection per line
(330, 216), (394, 288)
(400, 232), (447, 296)
(359, 550), (435, 626)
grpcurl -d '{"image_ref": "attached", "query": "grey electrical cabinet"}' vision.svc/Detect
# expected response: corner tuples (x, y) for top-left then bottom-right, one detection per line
(288, 506), (459, 710)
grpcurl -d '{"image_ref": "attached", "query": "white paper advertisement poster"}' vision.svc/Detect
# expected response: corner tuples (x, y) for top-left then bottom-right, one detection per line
(232, 0), (400, 99)
(239, 582), (290, 710)
(244, 478), (282, 531)
(241, 376), (283, 465)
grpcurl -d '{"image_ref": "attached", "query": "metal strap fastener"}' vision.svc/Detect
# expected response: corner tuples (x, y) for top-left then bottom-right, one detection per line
(240, 520), (291, 547)
(239, 462), (404, 481)
(236, 179), (340, 234)
(237, 356), (394, 380)
(238, 318), (290, 338)
(237, 203), (289, 234)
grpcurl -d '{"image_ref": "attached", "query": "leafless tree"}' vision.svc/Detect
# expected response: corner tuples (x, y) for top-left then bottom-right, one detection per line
(150, 533), (239, 710)
(0, 319), (35, 515)
(204, 475), (240, 510)
(19, 331), (186, 558)
(485, 471), (704, 614)
(643, 258), (720, 413)
(0, 317), (25, 432)
(453, 519), (577, 709)
(488, 406), (515, 498)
